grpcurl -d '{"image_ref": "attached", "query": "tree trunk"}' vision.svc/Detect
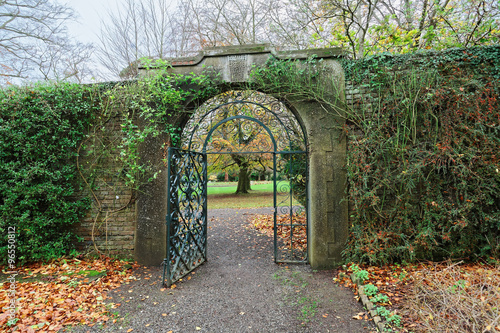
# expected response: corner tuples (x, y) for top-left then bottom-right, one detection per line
(232, 154), (252, 194)
(236, 166), (251, 193)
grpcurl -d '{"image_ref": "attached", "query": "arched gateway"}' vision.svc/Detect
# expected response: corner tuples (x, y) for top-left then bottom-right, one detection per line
(134, 45), (348, 282)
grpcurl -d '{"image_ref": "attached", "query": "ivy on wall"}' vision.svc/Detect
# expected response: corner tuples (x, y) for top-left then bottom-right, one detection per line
(341, 46), (500, 264)
(342, 45), (500, 85)
(250, 45), (500, 264)
(76, 62), (222, 255)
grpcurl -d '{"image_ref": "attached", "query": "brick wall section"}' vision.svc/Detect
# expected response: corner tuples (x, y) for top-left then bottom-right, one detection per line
(75, 187), (136, 257)
(74, 111), (137, 258)
(345, 81), (377, 113)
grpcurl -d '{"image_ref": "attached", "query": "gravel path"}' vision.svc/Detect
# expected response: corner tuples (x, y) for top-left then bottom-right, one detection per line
(74, 208), (375, 332)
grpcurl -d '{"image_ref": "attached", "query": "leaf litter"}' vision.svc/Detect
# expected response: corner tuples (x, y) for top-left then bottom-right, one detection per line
(1, 257), (139, 332)
(334, 260), (500, 332)
(248, 212), (307, 251)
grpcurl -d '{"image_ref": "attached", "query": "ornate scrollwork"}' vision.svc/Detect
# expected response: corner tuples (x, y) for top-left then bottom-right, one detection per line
(274, 151), (308, 262)
(164, 148), (207, 286)
(182, 90), (306, 154)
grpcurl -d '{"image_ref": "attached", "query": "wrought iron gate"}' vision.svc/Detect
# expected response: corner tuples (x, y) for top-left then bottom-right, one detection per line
(163, 90), (308, 287)
(162, 147), (207, 287)
(273, 150), (308, 263)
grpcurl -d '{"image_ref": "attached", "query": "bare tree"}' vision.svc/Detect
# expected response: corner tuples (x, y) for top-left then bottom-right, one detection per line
(0, 0), (93, 83)
(97, 0), (289, 79)
(265, 0), (320, 50)
(96, 0), (189, 79)
(180, 0), (277, 47)
(33, 41), (94, 82)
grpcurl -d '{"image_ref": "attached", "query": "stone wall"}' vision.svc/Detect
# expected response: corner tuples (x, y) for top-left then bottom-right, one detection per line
(74, 111), (136, 258)
(345, 81), (375, 113)
(76, 200), (136, 257)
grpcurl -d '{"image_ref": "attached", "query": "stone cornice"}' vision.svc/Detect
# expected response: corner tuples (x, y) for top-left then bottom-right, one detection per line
(138, 44), (344, 69)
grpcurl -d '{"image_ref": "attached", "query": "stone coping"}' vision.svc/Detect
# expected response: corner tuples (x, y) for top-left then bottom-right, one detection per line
(138, 44), (344, 68)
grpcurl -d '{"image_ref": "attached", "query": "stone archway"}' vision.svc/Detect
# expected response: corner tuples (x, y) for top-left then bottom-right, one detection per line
(134, 44), (347, 269)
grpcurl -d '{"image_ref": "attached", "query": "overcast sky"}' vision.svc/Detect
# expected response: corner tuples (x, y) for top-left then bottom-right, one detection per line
(65, 0), (119, 45)
(62, 0), (122, 79)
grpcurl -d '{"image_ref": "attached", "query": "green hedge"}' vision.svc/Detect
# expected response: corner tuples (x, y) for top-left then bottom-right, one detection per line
(0, 83), (99, 264)
(342, 46), (500, 264)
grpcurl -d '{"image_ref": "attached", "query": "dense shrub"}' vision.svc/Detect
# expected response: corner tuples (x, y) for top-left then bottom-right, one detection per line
(0, 83), (99, 264)
(343, 46), (500, 264)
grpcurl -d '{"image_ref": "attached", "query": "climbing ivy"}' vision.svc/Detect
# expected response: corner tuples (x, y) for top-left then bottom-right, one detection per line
(251, 45), (500, 264)
(76, 59), (222, 255)
(341, 46), (500, 264)
(249, 55), (345, 116)
(342, 45), (500, 85)
(84, 60), (222, 191)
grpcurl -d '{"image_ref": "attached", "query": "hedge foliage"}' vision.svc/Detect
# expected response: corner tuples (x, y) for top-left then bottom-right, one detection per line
(342, 46), (500, 264)
(0, 83), (99, 264)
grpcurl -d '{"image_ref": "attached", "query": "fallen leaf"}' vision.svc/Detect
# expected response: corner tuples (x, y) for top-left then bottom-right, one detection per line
(352, 312), (365, 320)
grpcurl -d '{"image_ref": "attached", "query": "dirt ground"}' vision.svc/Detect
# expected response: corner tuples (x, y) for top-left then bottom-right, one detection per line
(72, 208), (375, 332)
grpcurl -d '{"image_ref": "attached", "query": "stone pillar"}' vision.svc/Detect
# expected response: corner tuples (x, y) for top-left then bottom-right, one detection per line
(290, 59), (348, 269)
(309, 122), (348, 268)
(134, 132), (168, 266)
(291, 101), (347, 268)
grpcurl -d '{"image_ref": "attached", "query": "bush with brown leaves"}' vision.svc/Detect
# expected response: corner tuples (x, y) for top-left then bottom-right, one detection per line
(405, 261), (500, 333)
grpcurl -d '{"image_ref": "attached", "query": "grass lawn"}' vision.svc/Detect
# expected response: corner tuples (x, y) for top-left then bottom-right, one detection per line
(207, 181), (273, 194)
(207, 181), (273, 209)
(207, 181), (301, 209)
